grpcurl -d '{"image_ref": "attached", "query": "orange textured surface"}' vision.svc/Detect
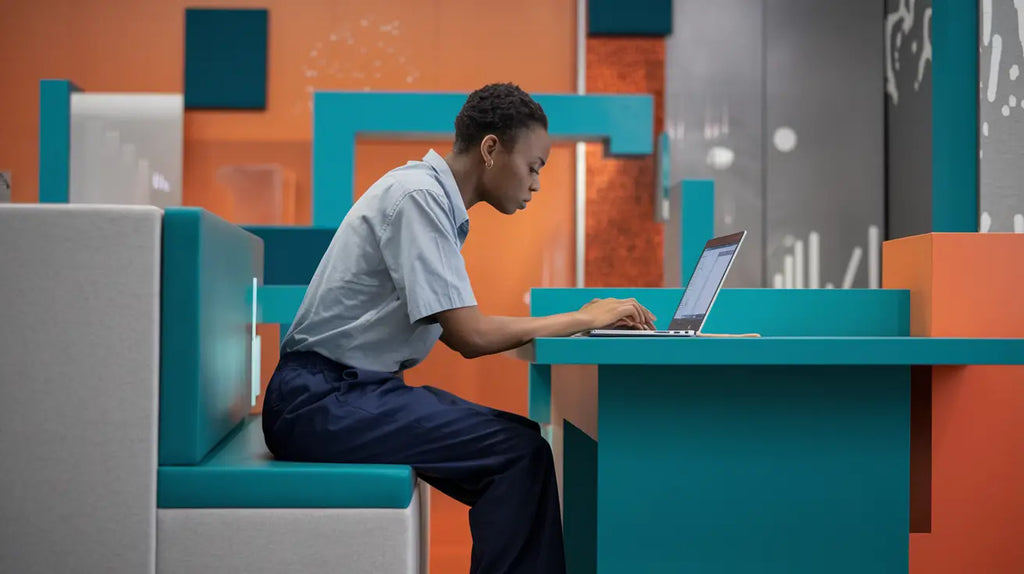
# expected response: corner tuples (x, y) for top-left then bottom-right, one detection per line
(883, 233), (1024, 573)
(585, 37), (665, 287)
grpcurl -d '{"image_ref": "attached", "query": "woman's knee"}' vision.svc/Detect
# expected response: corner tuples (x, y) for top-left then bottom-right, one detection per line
(508, 426), (555, 469)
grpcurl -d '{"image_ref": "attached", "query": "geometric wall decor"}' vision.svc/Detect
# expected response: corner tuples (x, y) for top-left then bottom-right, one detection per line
(589, 0), (673, 36)
(930, 0), (977, 233)
(242, 226), (335, 285)
(977, 0), (1024, 233)
(666, 0), (884, 288)
(887, 0), (979, 236)
(39, 80), (81, 203)
(662, 180), (715, 289)
(312, 91), (655, 228)
(184, 8), (268, 110)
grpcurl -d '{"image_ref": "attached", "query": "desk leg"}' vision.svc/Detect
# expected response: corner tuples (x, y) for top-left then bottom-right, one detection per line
(563, 420), (597, 574)
(594, 365), (910, 574)
(550, 365), (599, 574)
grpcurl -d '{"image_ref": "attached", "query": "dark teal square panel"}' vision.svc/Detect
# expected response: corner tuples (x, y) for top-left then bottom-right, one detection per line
(184, 8), (268, 110)
(588, 0), (672, 36)
(243, 226), (335, 285)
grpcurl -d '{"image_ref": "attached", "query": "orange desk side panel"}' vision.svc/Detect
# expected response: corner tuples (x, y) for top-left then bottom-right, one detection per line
(883, 233), (1024, 574)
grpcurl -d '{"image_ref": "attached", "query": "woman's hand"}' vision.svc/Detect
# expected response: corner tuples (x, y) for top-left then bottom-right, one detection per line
(576, 298), (657, 331)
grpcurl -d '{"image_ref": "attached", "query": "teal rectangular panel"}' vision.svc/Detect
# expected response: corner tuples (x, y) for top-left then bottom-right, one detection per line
(312, 91), (654, 227)
(160, 208), (264, 465)
(258, 284), (307, 325)
(931, 0), (978, 232)
(530, 288), (910, 336)
(656, 132), (670, 220)
(589, 0), (673, 36)
(184, 8), (268, 110)
(528, 364), (552, 424)
(596, 364), (910, 573)
(39, 80), (79, 203)
(243, 225), (335, 285)
(681, 180), (714, 284)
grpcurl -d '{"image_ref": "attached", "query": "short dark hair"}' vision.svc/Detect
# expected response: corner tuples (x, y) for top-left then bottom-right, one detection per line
(453, 83), (548, 153)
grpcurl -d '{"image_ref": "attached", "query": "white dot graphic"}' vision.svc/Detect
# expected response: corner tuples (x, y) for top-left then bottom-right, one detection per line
(705, 146), (735, 170)
(1012, 65), (1020, 81)
(773, 127), (798, 153)
(1011, 95), (1018, 107)
(983, 122), (989, 136)
(1003, 105), (1011, 116)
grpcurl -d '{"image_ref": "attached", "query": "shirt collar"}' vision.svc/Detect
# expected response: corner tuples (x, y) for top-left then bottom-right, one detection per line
(423, 149), (470, 230)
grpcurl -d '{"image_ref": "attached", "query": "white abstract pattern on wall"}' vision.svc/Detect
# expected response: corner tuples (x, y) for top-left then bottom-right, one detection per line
(771, 225), (881, 290)
(292, 15), (423, 115)
(980, 0), (1024, 233)
(886, 0), (933, 106)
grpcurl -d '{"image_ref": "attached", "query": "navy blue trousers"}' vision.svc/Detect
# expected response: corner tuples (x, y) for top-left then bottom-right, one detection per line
(262, 351), (566, 574)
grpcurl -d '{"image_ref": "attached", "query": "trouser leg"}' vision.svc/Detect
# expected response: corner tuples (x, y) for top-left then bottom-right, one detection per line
(262, 352), (566, 574)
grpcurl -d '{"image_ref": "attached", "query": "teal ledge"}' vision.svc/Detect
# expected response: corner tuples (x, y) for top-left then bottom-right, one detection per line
(530, 336), (1024, 366)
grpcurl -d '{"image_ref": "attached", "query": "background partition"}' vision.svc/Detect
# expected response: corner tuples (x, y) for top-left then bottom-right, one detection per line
(666, 0), (885, 289)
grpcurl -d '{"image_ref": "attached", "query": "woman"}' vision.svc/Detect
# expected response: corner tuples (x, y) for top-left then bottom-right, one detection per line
(262, 82), (656, 574)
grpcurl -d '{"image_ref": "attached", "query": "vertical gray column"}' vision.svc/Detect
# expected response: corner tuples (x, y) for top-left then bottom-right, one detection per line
(665, 0), (764, 288)
(764, 0), (885, 289)
(885, 0), (934, 240)
(979, 0), (1024, 233)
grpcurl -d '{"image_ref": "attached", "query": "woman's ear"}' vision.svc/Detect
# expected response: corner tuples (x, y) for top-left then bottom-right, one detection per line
(479, 134), (499, 167)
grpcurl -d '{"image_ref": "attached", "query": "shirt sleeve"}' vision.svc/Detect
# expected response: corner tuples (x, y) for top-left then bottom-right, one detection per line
(379, 188), (477, 324)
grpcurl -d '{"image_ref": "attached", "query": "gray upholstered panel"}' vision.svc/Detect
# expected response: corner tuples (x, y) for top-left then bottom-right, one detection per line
(157, 487), (424, 574)
(0, 204), (161, 574)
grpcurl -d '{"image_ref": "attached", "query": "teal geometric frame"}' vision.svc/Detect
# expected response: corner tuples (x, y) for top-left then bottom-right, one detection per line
(39, 79), (81, 203)
(680, 179), (715, 285)
(312, 91), (655, 228)
(931, 0), (979, 232)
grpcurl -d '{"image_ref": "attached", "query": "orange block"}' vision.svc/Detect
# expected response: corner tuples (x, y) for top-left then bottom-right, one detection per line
(883, 233), (1024, 574)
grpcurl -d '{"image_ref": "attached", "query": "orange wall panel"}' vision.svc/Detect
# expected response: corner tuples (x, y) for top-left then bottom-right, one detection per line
(880, 234), (935, 337)
(883, 233), (1024, 574)
(584, 37), (664, 287)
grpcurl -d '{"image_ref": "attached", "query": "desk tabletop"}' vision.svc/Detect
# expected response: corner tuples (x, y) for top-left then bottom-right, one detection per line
(527, 336), (1024, 366)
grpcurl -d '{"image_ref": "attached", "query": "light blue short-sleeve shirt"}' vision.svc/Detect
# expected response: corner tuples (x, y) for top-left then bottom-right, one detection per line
(281, 150), (476, 373)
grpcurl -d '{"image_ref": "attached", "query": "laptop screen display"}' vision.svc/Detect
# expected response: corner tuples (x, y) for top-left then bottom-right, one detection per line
(669, 232), (744, 331)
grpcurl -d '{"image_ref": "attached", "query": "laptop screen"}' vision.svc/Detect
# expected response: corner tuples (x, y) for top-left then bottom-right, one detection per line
(668, 231), (745, 331)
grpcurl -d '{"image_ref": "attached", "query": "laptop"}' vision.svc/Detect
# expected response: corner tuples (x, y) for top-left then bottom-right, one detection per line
(588, 230), (746, 337)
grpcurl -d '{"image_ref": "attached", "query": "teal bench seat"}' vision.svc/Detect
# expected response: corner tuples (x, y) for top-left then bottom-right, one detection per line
(156, 208), (427, 574)
(158, 416), (416, 509)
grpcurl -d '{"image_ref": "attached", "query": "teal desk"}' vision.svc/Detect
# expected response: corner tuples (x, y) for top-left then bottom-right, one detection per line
(525, 289), (1024, 574)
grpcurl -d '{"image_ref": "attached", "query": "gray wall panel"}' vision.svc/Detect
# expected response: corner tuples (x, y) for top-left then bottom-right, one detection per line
(665, 0), (764, 288)
(765, 0), (885, 289)
(667, 0), (885, 288)
(885, 0), (934, 240)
